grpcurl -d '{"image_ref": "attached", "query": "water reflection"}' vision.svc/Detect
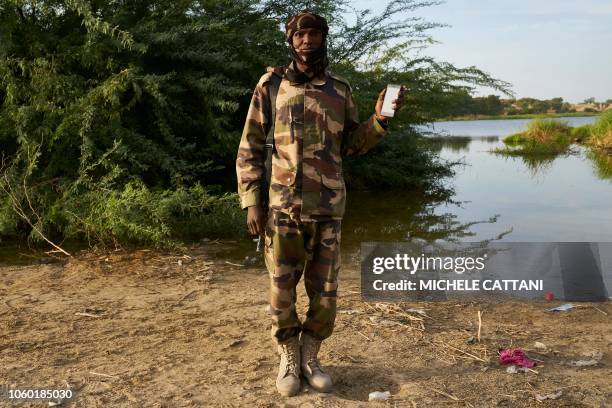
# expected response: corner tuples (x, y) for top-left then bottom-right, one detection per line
(492, 142), (611, 181)
(587, 150), (612, 180)
(491, 149), (559, 177)
(427, 136), (471, 153)
(343, 190), (506, 252)
(425, 136), (500, 154)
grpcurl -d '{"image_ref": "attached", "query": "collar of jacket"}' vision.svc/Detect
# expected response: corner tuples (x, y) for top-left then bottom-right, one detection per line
(283, 62), (328, 87)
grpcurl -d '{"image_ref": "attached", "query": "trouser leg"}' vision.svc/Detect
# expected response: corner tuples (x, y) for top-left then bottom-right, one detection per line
(264, 210), (306, 344)
(301, 219), (342, 341)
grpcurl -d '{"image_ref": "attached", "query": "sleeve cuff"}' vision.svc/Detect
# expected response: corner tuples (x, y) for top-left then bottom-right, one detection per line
(372, 114), (389, 133)
(239, 190), (261, 209)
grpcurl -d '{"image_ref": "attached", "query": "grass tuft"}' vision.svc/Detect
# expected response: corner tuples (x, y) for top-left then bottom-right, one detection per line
(587, 110), (612, 151)
(499, 118), (572, 155)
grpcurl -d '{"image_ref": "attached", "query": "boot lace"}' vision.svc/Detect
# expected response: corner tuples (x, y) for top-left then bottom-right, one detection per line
(281, 343), (299, 375)
(304, 339), (323, 371)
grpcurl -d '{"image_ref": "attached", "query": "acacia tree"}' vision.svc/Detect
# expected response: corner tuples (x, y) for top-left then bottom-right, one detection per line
(0, 0), (513, 248)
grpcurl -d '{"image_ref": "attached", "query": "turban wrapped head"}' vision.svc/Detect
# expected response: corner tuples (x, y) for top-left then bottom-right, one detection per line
(284, 11), (329, 80)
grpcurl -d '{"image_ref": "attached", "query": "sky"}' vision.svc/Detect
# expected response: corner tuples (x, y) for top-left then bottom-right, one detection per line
(351, 0), (612, 103)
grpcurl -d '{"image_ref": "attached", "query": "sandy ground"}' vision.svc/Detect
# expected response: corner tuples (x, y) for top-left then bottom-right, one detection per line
(0, 242), (610, 407)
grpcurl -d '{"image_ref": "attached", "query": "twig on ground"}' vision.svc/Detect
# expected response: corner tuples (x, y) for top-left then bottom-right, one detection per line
(591, 305), (608, 316)
(75, 312), (103, 318)
(477, 310), (482, 342)
(89, 371), (119, 379)
(175, 289), (198, 305)
(0, 157), (72, 257)
(440, 341), (488, 363)
(357, 330), (372, 341)
(428, 387), (460, 401)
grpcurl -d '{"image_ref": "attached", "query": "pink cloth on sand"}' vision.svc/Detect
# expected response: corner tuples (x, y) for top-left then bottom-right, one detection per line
(498, 348), (537, 368)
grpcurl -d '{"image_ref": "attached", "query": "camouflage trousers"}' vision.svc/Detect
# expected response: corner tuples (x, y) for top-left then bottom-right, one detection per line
(264, 209), (341, 344)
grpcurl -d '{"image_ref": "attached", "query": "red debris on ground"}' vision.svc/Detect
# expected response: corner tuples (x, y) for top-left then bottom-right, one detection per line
(498, 348), (537, 368)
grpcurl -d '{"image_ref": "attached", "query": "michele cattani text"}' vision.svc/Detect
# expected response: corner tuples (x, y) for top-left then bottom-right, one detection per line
(371, 279), (544, 291)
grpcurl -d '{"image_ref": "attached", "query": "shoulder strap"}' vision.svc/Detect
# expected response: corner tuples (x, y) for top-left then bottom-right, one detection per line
(262, 67), (283, 194)
(265, 67), (283, 151)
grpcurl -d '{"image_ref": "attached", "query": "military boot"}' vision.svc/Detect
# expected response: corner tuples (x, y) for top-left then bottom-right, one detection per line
(276, 336), (301, 397)
(300, 333), (333, 392)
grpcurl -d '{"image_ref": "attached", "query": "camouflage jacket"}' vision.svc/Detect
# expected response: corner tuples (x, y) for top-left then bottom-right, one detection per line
(236, 64), (388, 221)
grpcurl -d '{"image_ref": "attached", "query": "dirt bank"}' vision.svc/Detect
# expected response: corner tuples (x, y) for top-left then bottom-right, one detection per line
(0, 243), (610, 407)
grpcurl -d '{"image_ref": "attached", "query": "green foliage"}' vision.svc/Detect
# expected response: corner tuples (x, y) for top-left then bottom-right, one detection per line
(587, 110), (612, 150)
(59, 180), (245, 248)
(0, 194), (19, 237)
(0, 0), (514, 248)
(437, 90), (505, 118)
(497, 118), (572, 155)
(436, 93), (585, 119)
(503, 133), (528, 145)
(343, 128), (455, 193)
(570, 124), (592, 143)
(587, 150), (612, 180)
(0, 0), (283, 246)
(524, 118), (572, 143)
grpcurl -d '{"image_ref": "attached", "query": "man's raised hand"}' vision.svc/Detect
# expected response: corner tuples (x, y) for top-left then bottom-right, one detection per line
(375, 85), (407, 122)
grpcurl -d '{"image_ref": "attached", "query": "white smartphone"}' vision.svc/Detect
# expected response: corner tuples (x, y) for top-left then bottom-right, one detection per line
(381, 84), (401, 117)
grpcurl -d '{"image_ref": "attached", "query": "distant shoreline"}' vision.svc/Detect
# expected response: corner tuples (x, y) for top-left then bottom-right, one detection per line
(436, 112), (601, 122)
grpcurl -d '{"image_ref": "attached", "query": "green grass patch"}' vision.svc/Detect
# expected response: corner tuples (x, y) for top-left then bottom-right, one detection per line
(498, 118), (572, 155)
(570, 124), (592, 143)
(503, 133), (529, 145)
(587, 110), (612, 151)
(0, 178), (246, 249)
(587, 150), (612, 180)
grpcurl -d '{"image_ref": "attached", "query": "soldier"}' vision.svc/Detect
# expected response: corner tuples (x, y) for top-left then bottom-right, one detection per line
(236, 10), (405, 397)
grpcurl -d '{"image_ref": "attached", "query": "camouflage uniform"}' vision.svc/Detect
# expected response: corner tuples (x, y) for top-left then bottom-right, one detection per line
(236, 64), (388, 343)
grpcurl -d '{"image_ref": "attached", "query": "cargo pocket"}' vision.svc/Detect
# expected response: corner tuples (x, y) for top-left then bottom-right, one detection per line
(320, 172), (346, 217)
(270, 164), (296, 187)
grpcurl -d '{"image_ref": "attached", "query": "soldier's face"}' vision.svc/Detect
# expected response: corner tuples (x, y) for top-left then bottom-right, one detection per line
(292, 28), (323, 61)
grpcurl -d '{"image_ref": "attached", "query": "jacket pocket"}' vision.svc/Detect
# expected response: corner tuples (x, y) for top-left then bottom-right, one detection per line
(271, 166), (296, 187)
(319, 171), (346, 217)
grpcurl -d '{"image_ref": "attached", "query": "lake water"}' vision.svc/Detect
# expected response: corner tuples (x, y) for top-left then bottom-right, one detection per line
(345, 116), (611, 245)
(343, 116), (612, 299)
(344, 117), (612, 242)
(417, 116), (597, 138)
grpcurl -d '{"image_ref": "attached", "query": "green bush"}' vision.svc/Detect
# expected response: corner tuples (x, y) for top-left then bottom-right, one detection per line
(587, 150), (612, 180)
(344, 129), (455, 193)
(60, 180), (245, 248)
(0, 0), (512, 248)
(588, 110), (612, 150)
(503, 133), (528, 145)
(499, 118), (572, 155)
(570, 124), (592, 142)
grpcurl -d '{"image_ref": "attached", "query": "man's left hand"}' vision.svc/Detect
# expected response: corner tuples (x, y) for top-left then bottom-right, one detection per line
(375, 85), (406, 123)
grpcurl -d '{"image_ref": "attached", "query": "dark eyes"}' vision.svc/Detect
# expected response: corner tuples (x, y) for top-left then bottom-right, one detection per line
(295, 31), (320, 39)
